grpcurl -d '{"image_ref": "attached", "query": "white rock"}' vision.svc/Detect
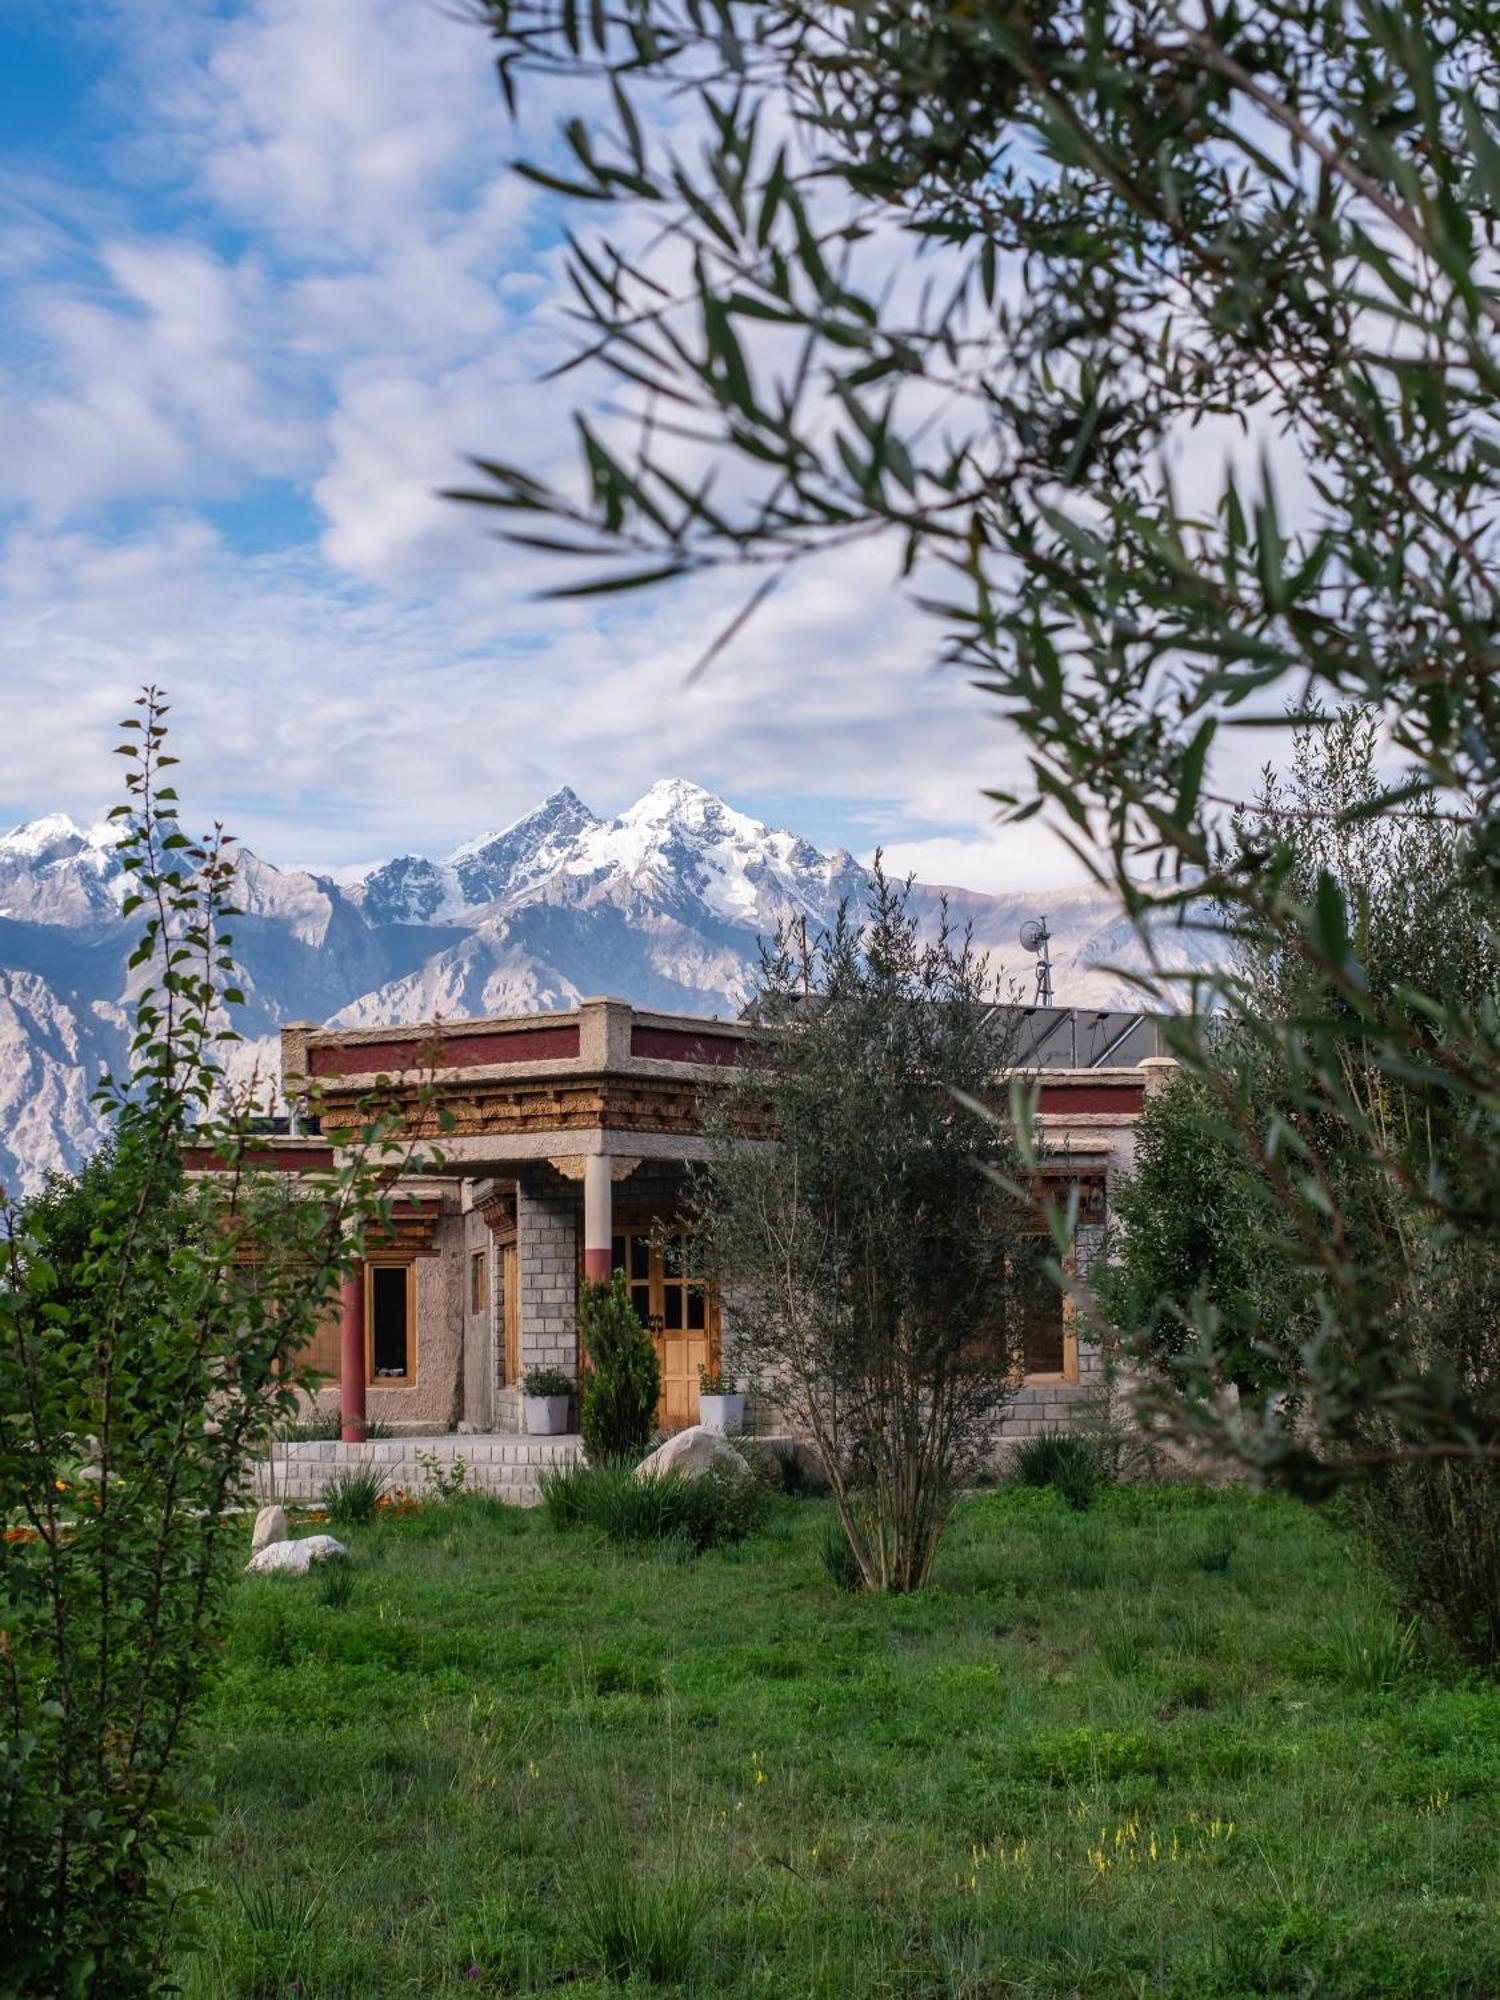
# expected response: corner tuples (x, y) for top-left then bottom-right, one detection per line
(634, 1425), (752, 1484)
(250, 1503), (288, 1555)
(244, 1534), (347, 1576)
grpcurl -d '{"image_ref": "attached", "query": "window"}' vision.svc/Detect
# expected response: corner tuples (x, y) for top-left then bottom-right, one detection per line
(367, 1262), (414, 1383)
(470, 1249), (487, 1317)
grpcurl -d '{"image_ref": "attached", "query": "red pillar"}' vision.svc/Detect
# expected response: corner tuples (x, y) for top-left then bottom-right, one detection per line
(339, 1262), (367, 1444)
(583, 1154), (612, 1284)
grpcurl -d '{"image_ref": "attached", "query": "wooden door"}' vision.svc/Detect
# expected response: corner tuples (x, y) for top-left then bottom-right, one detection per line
(608, 1221), (717, 1430)
(502, 1242), (520, 1386)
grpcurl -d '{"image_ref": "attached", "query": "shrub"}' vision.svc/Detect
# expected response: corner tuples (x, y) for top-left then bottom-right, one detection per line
(1011, 1431), (1100, 1511)
(539, 1460), (768, 1552)
(579, 1273), (660, 1465)
(522, 1366), (574, 1398)
(1331, 1612), (1422, 1692)
(322, 1466), (388, 1525)
(0, 694), (417, 1995)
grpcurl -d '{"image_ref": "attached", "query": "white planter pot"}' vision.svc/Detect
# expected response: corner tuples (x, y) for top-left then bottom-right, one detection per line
(699, 1392), (745, 1435)
(525, 1394), (571, 1436)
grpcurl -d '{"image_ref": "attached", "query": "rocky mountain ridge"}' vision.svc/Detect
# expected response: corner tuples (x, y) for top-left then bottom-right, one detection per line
(0, 781), (1220, 1194)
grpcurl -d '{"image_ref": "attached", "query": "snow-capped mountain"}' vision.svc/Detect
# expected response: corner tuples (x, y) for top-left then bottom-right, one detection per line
(0, 781), (1224, 1195)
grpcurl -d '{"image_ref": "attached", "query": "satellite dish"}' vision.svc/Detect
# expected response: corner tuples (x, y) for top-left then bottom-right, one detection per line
(1018, 915), (1054, 1005)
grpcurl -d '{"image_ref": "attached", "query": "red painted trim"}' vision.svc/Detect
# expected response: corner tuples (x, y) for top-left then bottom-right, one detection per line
(584, 1246), (612, 1283)
(1036, 1083), (1144, 1115)
(309, 1022), (580, 1077)
(188, 1146), (336, 1173)
(630, 1025), (746, 1066)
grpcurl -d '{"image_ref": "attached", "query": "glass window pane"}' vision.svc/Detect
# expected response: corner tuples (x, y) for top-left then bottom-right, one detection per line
(686, 1286), (706, 1331)
(371, 1266), (410, 1378)
(631, 1235), (650, 1280)
(610, 1234), (625, 1275)
(663, 1284), (684, 1331)
(630, 1284), (652, 1324)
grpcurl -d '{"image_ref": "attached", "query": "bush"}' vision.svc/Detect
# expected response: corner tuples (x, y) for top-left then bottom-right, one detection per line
(539, 1460), (769, 1552)
(0, 694), (410, 1996)
(322, 1466), (387, 1525)
(522, 1366), (573, 1398)
(1011, 1431), (1101, 1511)
(579, 1273), (660, 1465)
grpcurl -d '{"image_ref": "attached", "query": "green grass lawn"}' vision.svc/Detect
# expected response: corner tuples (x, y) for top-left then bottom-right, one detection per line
(181, 1485), (1500, 1998)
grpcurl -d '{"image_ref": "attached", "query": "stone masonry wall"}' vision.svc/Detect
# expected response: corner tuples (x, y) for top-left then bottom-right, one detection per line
(516, 1170), (580, 1384)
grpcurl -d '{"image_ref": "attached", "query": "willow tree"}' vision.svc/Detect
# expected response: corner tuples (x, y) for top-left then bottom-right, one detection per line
(459, 0), (1500, 1487)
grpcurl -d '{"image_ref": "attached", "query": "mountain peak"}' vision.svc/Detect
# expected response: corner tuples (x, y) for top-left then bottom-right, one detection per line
(2, 813), (97, 860)
(446, 785), (595, 866)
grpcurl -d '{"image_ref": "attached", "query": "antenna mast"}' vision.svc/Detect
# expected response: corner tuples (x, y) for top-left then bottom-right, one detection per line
(1018, 917), (1054, 1005)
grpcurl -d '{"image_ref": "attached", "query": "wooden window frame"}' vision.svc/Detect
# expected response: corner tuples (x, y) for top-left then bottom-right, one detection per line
(502, 1241), (520, 1386)
(365, 1258), (417, 1389)
(469, 1248), (488, 1319)
(1018, 1241), (1079, 1386)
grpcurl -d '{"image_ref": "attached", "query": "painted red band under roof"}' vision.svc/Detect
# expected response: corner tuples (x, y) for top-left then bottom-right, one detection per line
(630, 1025), (746, 1066)
(308, 1022), (580, 1077)
(1036, 1083), (1144, 1115)
(190, 1145), (337, 1173)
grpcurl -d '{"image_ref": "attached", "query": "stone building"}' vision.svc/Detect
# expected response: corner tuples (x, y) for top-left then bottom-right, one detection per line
(268, 996), (1173, 1447)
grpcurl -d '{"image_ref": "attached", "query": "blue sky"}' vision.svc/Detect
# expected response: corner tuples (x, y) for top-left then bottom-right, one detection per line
(0, 0), (1073, 890)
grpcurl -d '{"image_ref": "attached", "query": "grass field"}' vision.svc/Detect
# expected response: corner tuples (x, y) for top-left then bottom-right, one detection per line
(180, 1484), (1500, 1997)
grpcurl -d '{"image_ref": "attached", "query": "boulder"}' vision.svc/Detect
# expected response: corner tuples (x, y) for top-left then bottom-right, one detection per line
(634, 1425), (752, 1484)
(250, 1503), (288, 1555)
(244, 1534), (348, 1577)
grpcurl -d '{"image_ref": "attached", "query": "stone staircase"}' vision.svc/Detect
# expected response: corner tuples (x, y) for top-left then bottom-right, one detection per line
(253, 1433), (583, 1508)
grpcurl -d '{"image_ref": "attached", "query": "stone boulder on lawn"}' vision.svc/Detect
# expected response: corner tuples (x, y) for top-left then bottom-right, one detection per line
(634, 1426), (752, 1484)
(250, 1503), (288, 1555)
(244, 1534), (348, 1577)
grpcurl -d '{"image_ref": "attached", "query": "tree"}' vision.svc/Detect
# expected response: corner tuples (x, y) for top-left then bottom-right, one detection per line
(1093, 1059), (1307, 1400)
(1102, 710), (1500, 1662)
(579, 1272), (661, 1463)
(458, 0), (1500, 1484)
(0, 693), (429, 1996)
(692, 866), (1037, 1592)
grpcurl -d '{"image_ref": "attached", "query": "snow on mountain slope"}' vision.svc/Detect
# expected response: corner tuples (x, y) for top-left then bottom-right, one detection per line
(0, 786), (1226, 1192)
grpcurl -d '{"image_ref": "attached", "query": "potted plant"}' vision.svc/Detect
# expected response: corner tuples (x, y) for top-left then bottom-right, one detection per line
(698, 1366), (745, 1435)
(523, 1367), (574, 1436)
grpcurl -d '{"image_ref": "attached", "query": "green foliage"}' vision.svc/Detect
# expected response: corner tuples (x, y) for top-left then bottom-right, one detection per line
(538, 1460), (769, 1553)
(464, 0), (1500, 1498)
(1011, 1430), (1102, 1512)
(693, 863), (1040, 1594)
(569, 1786), (705, 1986)
(0, 691), (426, 1996)
(168, 1488), (1500, 1993)
(1096, 714), (1500, 1669)
(315, 1561), (357, 1613)
(522, 1367), (573, 1399)
(323, 1467), (388, 1526)
(818, 1512), (863, 1592)
(578, 1272), (660, 1466)
(415, 1450), (468, 1503)
(1095, 1066), (1306, 1396)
